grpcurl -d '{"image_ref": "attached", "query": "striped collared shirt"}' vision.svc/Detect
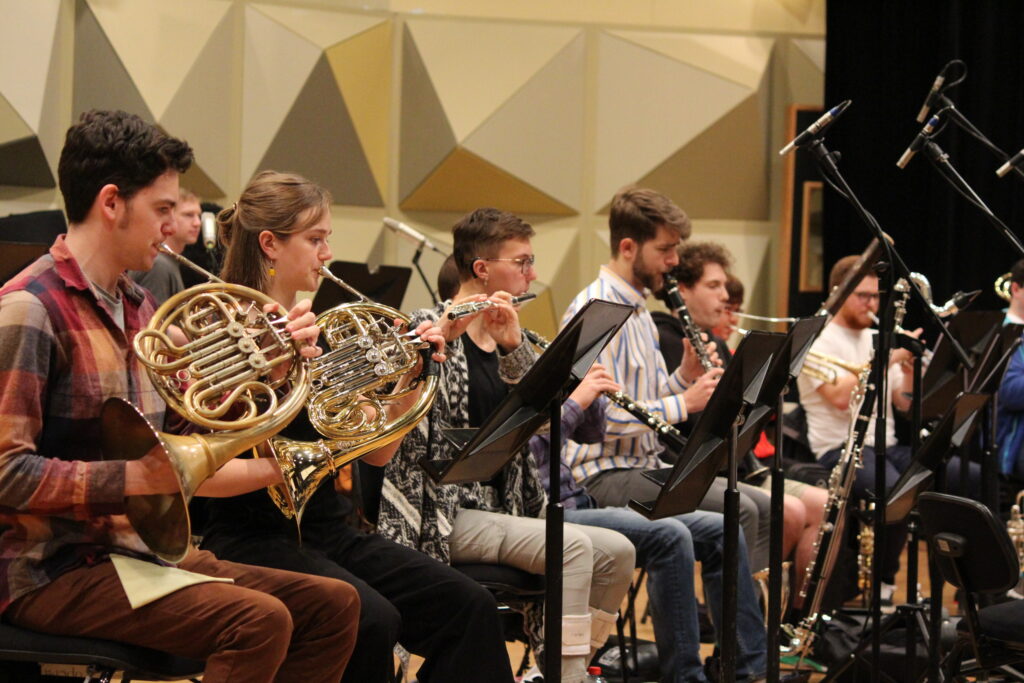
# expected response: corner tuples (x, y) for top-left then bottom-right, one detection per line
(0, 236), (164, 613)
(561, 266), (688, 481)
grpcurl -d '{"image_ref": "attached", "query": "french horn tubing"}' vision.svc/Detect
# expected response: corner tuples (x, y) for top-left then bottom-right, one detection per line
(262, 265), (439, 526)
(105, 245), (309, 562)
(996, 271), (1013, 302)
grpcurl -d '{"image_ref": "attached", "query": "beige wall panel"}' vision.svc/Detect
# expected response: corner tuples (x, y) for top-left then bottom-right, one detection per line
(594, 32), (749, 212)
(651, 0), (824, 34)
(258, 56), (382, 206)
(529, 223), (583, 322)
(73, 2), (153, 122)
(251, 3), (384, 49)
(792, 38), (825, 73)
(405, 17), (579, 141)
(241, 5), (321, 183)
(609, 30), (773, 90)
(86, 0), (231, 120)
(463, 33), (585, 212)
(327, 21), (393, 201)
(161, 11), (235, 199)
(398, 26), (456, 201)
(401, 146), (573, 215)
(0, 0), (59, 133)
(691, 218), (774, 323)
(636, 92), (769, 221)
(782, 41), (824, 112)
(36, 0), (72, 179)
(390, 0), (823, 35)
(0, 95), (32, 146)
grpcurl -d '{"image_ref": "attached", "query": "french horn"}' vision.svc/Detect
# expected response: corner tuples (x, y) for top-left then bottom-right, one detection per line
(263, 265), (439, 526)
(104, 245), (309, 562)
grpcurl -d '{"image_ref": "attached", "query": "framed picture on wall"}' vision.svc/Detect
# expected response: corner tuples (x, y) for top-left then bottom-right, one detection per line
(779, 105), (826, 319)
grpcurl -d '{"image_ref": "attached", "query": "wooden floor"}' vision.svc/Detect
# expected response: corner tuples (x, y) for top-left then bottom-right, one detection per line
(120, 543), (959, 683)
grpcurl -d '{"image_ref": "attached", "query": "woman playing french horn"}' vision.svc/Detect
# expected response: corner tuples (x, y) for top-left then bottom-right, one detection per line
(197, 171), (518, 683)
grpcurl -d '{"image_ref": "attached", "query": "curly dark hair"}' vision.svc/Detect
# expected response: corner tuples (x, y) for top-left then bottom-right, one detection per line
(451, 208), (534, 280)
(58, 110), (193, 223)
(672, 241), (733, 288)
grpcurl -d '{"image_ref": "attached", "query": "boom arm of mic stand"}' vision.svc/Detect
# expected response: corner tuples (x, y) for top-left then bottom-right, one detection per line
(804, 138), (975, 372)
(936, 96), (1024, 183)
(922, 140), (1024, 259)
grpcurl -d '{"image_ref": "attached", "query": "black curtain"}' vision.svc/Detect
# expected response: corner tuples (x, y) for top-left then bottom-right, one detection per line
(823, 2), (1024, 328)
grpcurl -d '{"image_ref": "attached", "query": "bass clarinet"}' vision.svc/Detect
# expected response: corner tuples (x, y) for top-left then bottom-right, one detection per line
(784, 278), (911, 666)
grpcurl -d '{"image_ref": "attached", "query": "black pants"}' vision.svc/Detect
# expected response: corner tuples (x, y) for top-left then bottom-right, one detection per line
(202, 527), (514, 683)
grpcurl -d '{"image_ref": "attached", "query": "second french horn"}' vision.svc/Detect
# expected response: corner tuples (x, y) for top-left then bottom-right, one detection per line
(264, 266), (439, 525)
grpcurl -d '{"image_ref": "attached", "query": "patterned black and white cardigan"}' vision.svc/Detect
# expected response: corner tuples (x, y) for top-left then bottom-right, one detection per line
(375, 302), (547, 564)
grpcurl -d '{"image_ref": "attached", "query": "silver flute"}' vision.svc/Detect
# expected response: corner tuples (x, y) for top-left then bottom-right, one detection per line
(446, 292), (537, 320)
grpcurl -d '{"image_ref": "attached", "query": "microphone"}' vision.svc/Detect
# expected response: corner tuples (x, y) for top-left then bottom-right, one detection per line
(382, 217), (448, 255)
(778, 99), (852, 155)
(916, 71), (947, 123)
(896, 114), (940, 169)
(996, 148), (1024, 178)
(200, 211), (217, 251)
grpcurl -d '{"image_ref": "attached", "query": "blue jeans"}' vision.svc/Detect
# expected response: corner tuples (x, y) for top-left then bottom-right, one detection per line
(566, 506), (766, 683)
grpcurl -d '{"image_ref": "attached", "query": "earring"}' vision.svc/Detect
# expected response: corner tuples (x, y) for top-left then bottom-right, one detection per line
(268, 261), (276, 278)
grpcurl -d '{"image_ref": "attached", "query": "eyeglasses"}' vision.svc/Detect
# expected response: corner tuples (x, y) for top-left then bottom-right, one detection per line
(853, 292), (881, 303)
(477, 255), (536, 274)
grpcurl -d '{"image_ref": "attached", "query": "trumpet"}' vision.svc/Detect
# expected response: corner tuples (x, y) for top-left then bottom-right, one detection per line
(113, 245), (309, 562)
(446, 292), (537, 320)
(800, 350), (870, 385)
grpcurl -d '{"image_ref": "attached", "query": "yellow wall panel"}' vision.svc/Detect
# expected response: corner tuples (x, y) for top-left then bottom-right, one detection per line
(401, 147), (574, 215)
(327, 21), (393, 201)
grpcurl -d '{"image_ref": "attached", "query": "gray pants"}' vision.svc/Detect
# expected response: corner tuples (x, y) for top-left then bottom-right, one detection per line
(582, 469), (771, 571)
(449, 508), (636, 683)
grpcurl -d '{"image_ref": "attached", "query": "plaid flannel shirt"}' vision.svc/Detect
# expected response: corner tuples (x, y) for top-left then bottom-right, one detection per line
(0, 236), (164, 612)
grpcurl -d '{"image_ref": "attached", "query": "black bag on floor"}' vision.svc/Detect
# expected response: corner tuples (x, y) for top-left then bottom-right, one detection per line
(590, 635), (660, 683)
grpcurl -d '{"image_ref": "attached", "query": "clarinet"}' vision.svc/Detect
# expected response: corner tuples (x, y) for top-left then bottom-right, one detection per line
(662, 274), (715, 372)
(785, 278), (911, 666)
(521, 328), (687, 453)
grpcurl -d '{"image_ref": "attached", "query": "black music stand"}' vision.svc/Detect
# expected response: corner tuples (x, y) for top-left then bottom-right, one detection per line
(920, 311), (1004, 421)
(886, 392), (990, 525)
(312, 260), (412, 314)
(0, 209), (66, 283)
(628, 331), (783, 683)
(730, 317), (827, 683)
(419, 299), (632, 683)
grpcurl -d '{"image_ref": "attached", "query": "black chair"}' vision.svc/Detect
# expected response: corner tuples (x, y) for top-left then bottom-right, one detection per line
(0, 622), (203, 683)
(917, 491), (1024, 681)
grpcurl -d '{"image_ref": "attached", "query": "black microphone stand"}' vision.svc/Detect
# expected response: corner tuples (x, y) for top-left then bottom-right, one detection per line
(411, 243), (440, 306)
(798, 132), (974, 683)
(920, 139), (1024, 260)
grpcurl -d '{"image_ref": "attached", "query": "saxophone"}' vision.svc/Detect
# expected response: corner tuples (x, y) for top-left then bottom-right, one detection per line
(784, 278), (911, 665)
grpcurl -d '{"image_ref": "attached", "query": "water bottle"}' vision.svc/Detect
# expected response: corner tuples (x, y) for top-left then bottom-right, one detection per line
(585, 665), (608, 683)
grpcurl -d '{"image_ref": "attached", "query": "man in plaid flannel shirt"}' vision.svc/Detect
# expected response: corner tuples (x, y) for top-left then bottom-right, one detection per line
(0, 110), (359, 683)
